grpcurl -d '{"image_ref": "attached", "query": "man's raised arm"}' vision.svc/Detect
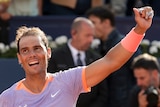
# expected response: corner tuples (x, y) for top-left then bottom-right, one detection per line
(85, 6), (154, 88)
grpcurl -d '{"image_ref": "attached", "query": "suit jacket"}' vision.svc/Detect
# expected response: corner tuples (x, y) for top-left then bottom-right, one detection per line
(48, 43), (108, 107)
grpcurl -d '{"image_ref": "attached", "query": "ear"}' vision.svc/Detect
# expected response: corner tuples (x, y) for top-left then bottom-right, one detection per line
(152, 70), (159, 78)
(103, 19), (110, 25)
(71, 29), (77, 37)
(17, 53), (22, 64)
(47, 47), (51, 59)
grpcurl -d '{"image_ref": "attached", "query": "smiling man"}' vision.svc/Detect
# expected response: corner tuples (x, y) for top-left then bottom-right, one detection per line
(0, 6), (154, 107)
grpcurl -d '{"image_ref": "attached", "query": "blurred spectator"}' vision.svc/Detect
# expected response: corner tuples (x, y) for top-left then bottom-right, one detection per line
(129, 53), (160, 107)
(105, 0), (145, 17)
(7, 0), (42, 16)
(0, 0), (11, 44)
(86, 5), (141, 107)
(105, 0), (128, 17)
(42, 0), (104, 16)
(48, 17), (108, 107)
(0, 0), (42, 44)
(0, 0), (10, 20)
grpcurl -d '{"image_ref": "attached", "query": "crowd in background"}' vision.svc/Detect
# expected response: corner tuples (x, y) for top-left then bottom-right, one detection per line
(0, 1), (160, 107)
(0, 0), (160, 45)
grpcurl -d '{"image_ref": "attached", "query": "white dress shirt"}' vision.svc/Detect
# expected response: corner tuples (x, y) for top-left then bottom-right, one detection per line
(68, 39), (86, 66)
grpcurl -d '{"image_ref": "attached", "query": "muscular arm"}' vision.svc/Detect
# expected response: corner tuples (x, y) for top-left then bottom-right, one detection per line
(85, 6), (153, 88)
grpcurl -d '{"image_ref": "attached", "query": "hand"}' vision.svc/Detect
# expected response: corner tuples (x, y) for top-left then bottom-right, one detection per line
(138, 90), (148, 107)
(133, 6), (154, 35)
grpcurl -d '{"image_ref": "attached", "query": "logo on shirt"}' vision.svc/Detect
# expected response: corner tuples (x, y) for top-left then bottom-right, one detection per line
(51, 90), (61, 98)
(18, 104), (27, 107)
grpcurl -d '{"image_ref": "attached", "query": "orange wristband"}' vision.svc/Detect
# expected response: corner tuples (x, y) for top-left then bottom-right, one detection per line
(121, 28), (145, 52)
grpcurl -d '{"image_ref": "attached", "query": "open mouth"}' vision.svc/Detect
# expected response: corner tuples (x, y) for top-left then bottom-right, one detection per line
(29, 61), (39, 66)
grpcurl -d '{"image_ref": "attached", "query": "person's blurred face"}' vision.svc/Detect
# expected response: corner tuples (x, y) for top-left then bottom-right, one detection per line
(0, 0), (11, 13)
(72, 22), (94, 51)
(88, 15), (106, 39)
(134, 68), (155, 89)
(17, 36), (51, 75)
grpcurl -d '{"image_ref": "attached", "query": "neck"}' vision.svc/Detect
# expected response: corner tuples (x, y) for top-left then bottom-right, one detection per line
(23, 73), (48, 93)
(70, 40), (81, 51)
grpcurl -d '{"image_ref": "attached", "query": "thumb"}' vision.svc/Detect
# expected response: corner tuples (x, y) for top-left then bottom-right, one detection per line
(133, 8), (140, 17)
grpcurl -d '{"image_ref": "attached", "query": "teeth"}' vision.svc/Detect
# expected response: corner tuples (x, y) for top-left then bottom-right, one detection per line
(29, 61), (38, 65)
(29, 61), (39, 66)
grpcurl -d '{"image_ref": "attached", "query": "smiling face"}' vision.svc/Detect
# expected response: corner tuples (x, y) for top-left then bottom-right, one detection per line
(17, 35), (51, 76)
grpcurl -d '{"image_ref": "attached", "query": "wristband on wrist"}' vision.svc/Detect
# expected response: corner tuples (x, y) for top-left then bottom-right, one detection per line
(121, 28), (145, 52)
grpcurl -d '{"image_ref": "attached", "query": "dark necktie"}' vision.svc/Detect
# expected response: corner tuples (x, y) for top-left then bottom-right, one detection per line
(77, 53), (83, 66)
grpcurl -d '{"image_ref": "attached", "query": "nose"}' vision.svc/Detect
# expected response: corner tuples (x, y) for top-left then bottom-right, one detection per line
(28, 50), (36, 57)
(137, 79), (142, 86)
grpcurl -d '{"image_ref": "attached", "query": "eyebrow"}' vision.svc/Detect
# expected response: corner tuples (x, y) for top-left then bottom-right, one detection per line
(20, 45), (42, 50)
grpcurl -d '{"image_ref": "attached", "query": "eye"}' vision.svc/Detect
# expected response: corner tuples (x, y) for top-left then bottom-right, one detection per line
(21, 49), (29, 54)
(34, 46), (41, 52)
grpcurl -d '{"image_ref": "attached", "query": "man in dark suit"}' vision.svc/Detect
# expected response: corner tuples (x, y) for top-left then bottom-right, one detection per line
(48, 17), (108, 107)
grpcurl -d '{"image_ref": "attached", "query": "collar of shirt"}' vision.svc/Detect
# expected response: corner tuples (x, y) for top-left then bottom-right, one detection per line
(68, 39), (86, 65)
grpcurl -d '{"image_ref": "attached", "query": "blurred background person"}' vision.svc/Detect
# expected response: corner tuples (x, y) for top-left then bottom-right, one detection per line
(7, 0), (42, 16)
(48, 17), (108, 107)
(86, 5), (141, 107)
(0, 0), (42, 45)
(104, 0), (128, 17)
(129, 53), (160, 107)
(0, 0), (11, 44)
(42, 0), (104, 16)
